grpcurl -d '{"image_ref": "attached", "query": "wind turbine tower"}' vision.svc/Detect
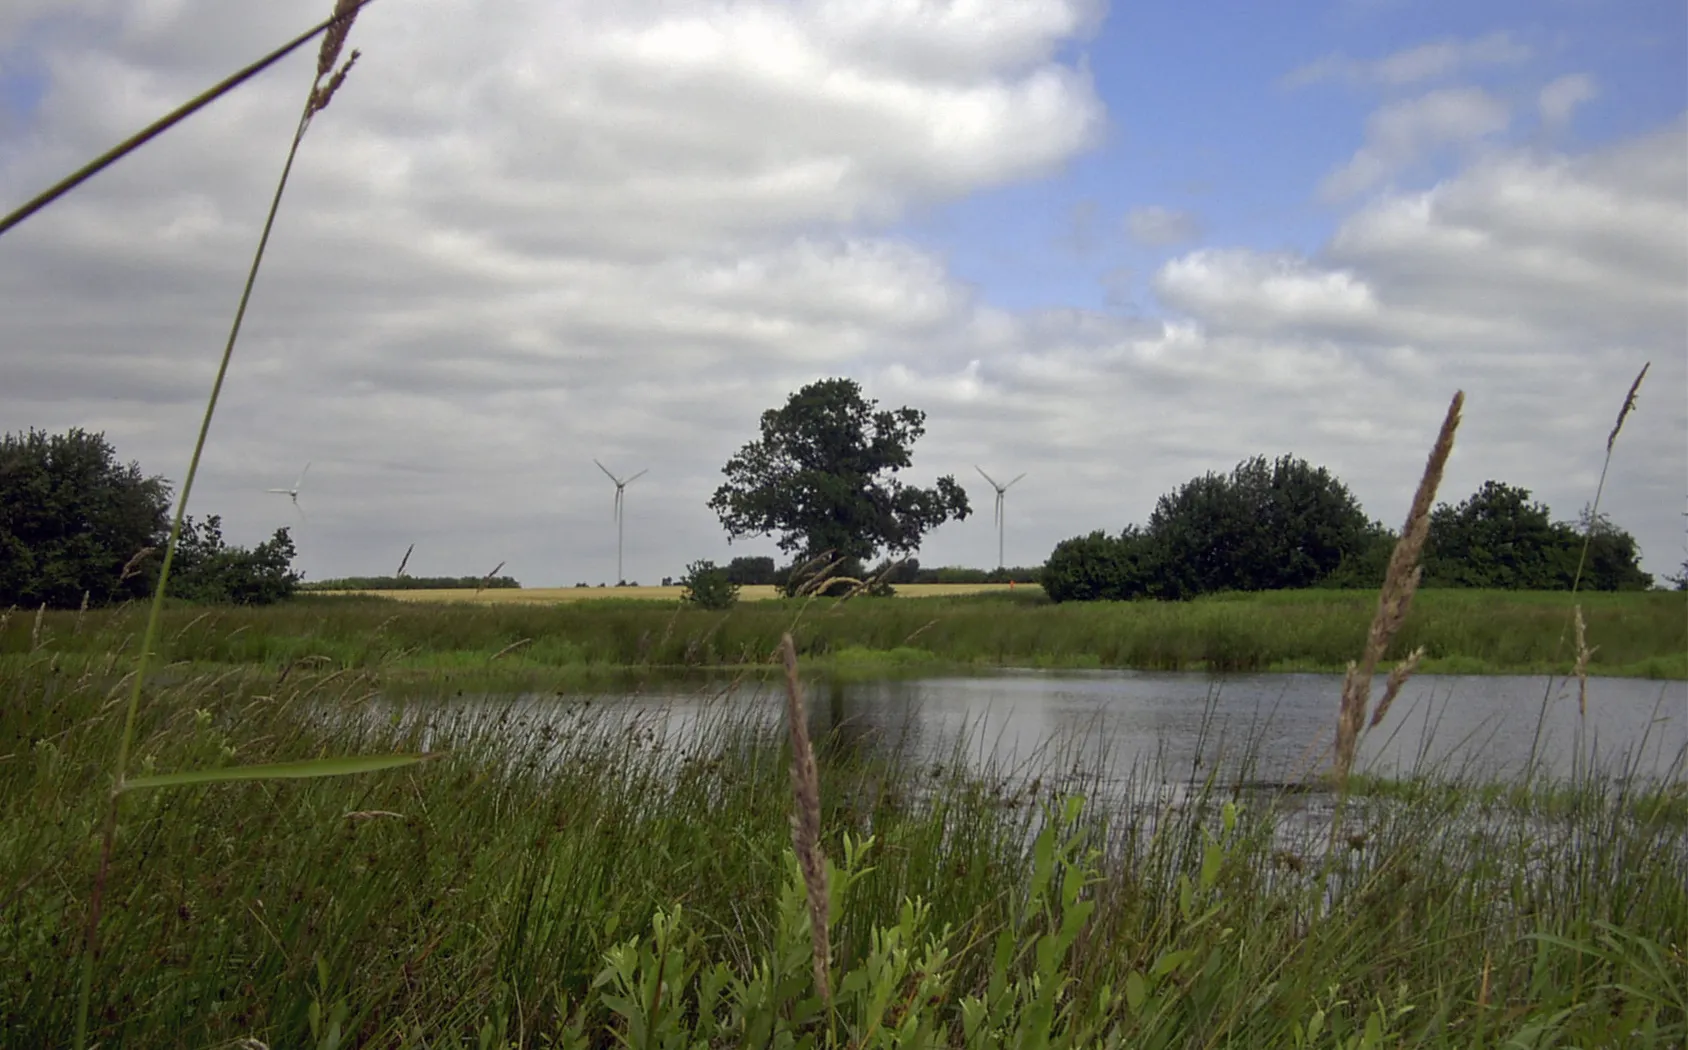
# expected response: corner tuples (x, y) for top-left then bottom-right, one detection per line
(595, 459), (648, 585)
(975, 466), (1025, 572)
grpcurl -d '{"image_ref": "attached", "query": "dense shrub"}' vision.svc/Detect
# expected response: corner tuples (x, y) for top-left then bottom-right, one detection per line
(680, 559), (740, 609)
(1042, 528), (1161, 603)
(168, 515), (302, 605)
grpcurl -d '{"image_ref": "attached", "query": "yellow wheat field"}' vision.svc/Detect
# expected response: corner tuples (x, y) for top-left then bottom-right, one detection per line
(322, 583), (1034, 604)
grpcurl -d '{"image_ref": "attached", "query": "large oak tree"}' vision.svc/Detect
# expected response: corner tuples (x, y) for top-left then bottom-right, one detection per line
(708, 378), (970, 579)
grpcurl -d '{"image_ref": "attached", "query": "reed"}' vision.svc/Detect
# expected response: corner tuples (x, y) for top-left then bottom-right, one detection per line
(1334, 391), (1463, 788)
(780, 633), (832, 1007)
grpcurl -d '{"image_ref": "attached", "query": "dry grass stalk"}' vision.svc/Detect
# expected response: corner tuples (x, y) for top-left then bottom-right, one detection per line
(1606, 362), (1649, 455)
(1566, 362), (1650, 601)
(779, 632), (832, 1007)
(316, 0), (360, 77)
(1571, 605), (1596, 718)
(73, 591), (90, 637)
(488, 637), (533, 662)
(1369, 645), (1424, 729)
(1335, 391), (1463, 787)
(30, 603), (46, 652)
(307, 0), (363, 117)
(475, 561), (507, 594)
(118, 546), (156, 583)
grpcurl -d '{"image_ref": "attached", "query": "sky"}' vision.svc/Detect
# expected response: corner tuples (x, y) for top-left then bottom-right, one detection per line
(1, 0), (1684, 587)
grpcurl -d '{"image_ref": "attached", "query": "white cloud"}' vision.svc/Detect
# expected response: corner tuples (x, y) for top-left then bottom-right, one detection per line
(1154, 251), (1377, 333)
(1539, 73), (1598, 126)
(1285, 31), (1531, 88)
(1, 3), (1683, 583)
(1321, 88), (1511, 199)
(1125, 205), (1202, 247)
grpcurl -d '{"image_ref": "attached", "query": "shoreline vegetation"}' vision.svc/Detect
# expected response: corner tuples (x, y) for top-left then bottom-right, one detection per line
(5, 587), (1683, 681)
(3, 650), (1685, 1047)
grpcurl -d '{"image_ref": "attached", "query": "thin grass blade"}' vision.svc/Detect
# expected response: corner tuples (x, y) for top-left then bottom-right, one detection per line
(121, 754), (425, 792)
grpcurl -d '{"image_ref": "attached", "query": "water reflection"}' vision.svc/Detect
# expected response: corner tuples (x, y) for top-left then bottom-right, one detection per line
(393, 670), (1687, 790)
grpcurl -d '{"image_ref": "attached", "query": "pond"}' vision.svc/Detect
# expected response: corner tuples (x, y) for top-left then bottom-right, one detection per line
(402, 669), (1688, 789)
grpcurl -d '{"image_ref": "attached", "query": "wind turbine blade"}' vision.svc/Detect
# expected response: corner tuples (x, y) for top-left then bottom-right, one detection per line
(295, 462), (310, 491)
(594, 459), (622, 485)
(975, 465), (1000, 489)
(265, 488), (290, 495)
(625, 469), (649, 485)
(1006, 473), (1026, 490)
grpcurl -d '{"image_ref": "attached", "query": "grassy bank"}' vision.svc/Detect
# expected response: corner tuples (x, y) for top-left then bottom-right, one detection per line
(4, 588), (1683, 680)
(2, 657), (1683, 1046)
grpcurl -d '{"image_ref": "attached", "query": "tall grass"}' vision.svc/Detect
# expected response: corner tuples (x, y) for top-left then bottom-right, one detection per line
(1, 654), (1683, 1046)
(7, 588), (1683, 681)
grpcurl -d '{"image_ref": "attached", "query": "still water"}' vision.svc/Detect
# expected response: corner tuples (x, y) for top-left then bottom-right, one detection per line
(414, 670), (1688, 788)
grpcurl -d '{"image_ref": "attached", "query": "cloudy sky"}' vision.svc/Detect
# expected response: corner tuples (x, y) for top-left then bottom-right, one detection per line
(2, 0), (1684, 586)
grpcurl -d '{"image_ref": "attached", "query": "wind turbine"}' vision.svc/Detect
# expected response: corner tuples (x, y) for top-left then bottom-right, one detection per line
(975, 466), (1026, 572)
(267, 462), (310, 520)
(594, 459), (648, 585)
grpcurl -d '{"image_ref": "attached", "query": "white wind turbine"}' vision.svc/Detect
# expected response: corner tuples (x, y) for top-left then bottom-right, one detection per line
(975, 466), (1026, 571)
(595, 459), (648, 585)
(267, 462), (310, 520)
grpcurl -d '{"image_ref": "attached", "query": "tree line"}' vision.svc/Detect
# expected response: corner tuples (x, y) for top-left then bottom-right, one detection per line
(300, 575), (522, 591)
(1041, 456), (1655, 602)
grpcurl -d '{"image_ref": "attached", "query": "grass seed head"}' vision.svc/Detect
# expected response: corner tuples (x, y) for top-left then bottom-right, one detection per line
(317, 0), (362, 79)
(1606, 362), (1649, 454)
(1335, 390), (1463, 786)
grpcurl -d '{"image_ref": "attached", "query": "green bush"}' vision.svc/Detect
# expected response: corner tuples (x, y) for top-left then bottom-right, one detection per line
(168, 515), (301, 605)
(680, 559), (739, 609)
(1041, 527), (1160, 603)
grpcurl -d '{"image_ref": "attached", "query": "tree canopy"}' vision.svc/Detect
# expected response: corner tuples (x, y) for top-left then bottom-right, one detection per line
(1043, 455), (1380, 602)
(1044, 468), (1655, 603)
(1, 427), (304, 608)
(1147, 455), (1376, 599)
(1422, 482), (1651, 591)
(708, 378), (970, 576)
(0, 428), (170, 607)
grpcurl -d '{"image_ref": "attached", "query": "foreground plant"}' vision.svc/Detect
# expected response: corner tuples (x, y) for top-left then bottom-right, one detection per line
(69, 5), (425, 1048)
(1333, 391), (1462, 789)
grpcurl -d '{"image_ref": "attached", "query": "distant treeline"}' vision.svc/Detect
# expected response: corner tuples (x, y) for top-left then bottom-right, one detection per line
(301, 575), (522, 591)
(718, 556), (1041, 588)
(1043, 458), (1656, 603)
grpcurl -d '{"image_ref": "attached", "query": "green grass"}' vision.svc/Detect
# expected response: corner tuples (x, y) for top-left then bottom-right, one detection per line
(2, 655), (1684, 1046)
(5, 587), (1683, 681)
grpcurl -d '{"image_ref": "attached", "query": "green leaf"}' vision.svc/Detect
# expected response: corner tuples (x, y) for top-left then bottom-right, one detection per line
(1124, 972), (1146, 1014)
(120, 753), (426, 792)
(1200, 839), (1222, 891)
